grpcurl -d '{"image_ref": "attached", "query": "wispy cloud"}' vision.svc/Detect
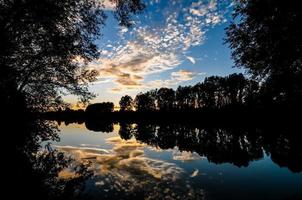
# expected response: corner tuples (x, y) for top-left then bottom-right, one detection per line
(100, 0), (116, 11)
(186, 56), (196, 64)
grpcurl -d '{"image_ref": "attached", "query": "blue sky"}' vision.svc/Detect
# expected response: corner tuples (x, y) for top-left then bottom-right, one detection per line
(68, 0), (244, 105)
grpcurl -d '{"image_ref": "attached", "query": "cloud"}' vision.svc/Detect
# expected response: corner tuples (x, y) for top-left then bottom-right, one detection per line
(91, 0), (230, 93)
(100, 0), (116, 11)
(171, 70), (197, 81)
(186, 56), (196, 64)
(111, 69), (205, 90)
(146, 69), (204, 89)
(172, 150), (202, 161)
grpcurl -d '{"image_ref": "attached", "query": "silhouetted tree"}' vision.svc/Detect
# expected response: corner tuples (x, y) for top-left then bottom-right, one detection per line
(85, 102), (114, 113)
(119, 95), (133, 111)
(175, 86), (195, 110)
(130, 73), (255, 111)
(226, 0), (302, 105)
(244, 79), (260, 106)
(202, 76), (223, 108)
(224, 73), (247, 105)
(156, 88), (175, 111)
(0, 0), (145, 111)
(134, 91), (156, 111)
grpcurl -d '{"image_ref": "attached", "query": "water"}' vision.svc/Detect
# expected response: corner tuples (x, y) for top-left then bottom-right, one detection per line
(53, 121), (302, 200)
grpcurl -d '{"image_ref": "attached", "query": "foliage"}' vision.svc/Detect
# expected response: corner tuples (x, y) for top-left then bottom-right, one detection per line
(134, 90), (157, 111)
(225, 0), (302, 104)
(129, 73), (259, 111)
(119, 95), (134, 111)
(85, 102), (114, 113)
(0, 0), (145, 111)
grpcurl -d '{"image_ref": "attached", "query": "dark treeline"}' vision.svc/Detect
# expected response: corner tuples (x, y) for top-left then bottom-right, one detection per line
(44, 72), (300, 124)
(120, 73), (260, 112)
(65, 120), (302, 173)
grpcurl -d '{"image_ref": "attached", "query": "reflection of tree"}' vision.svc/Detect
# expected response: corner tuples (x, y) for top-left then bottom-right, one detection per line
(116, 122), (302, 172)
(119, 122), (133, 140)
(263, 132), (302, 173)
(85, 120), (114, 132)
(5, 115), (92, 200)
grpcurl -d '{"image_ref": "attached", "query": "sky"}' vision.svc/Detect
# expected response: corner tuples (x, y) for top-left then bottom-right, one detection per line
(67, 0), (243, 106)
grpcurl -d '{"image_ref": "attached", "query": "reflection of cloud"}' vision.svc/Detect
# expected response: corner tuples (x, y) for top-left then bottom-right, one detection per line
(190, 169), (199, 178)
(57, 137), (182, 180)
(91, 0), (231, 92)
(57, 146), (110, 159)
(56, 137), (205, 199)
(172, 150), (203, 161)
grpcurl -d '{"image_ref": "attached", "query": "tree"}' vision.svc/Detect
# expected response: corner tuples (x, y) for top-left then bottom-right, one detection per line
(134, 92), (156, 112)
(225, 0), (302, 104)
(175, 86), (195, 110)
(0, 0), (145, 112)
(202, 76), (222, 108)
(85, 102), (114, 113)
(119, 95), (133, 111)
(156, 88), (175, 111)
(224, 73), (247, 105)
(244, 79), (260, 105)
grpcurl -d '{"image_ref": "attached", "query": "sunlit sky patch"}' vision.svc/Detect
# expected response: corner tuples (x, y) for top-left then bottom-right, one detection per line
(67, 0), (243, 105)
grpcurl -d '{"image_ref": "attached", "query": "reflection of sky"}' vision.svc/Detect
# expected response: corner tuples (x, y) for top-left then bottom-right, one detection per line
(55, 124), (302, 200)
(65, 0), (244, 105)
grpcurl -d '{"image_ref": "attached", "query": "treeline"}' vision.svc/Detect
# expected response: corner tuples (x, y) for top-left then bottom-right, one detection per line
(119, 73), (260, 112)
(55, 71), (299, 115)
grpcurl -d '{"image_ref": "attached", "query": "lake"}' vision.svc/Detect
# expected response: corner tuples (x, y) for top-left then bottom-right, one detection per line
(53, 121), (302, 200)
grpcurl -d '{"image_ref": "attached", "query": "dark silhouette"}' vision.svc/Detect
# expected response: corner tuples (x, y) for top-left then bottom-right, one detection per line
(119, 95), (134, 111)
(86, 102), (114, 113)
(85, 119), (114, 132)
(129, 73), (262, 111)
(134, 91), (157, 111)
(176, 85), (196, 110)
(225, 0), (302, 106)
(156, 88), (175, 111)
(119, 122), (134, 140)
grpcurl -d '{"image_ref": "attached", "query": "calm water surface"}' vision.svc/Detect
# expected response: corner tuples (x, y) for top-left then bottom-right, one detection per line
(53, 122), (302, 200)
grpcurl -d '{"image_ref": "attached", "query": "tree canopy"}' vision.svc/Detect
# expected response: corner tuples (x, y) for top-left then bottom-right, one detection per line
(119, 95), (133, 111)
(0, 0), (145, 112)
(128, 73), (259, 112)
(225, 0), (302, 104)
